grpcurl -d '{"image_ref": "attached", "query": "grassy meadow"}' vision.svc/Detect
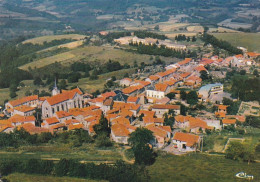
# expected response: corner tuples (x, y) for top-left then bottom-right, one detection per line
(6, 173), (107, 182)
(211, 33), (260, 52)
(148, 153), (260, 182)
(0, 143), (123, 164)
(22, 34), (86, 45)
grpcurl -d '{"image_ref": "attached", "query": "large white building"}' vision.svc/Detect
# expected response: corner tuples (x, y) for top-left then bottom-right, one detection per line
(198, 83), (223, 102)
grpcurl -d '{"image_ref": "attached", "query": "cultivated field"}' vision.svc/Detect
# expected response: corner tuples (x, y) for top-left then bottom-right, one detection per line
(19, 52), (76, 70)
(211, 33), (260, 52)
(22, 34), (86, 45)
(19, 45), (163, 70)
(57, 40), (84, 49)
(0, 143), (123, 163)
(186, 25), (204, 32)
(6, 173), (107, 182)
(209, 27), (240, 33)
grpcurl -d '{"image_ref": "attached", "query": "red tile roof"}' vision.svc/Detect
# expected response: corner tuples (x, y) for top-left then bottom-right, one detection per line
(45, 117), (60, 125)
(152, 104), (180, 110)
(111, 123), (130, 137)
(46, 88), (83, 106)
(8, 115), (36, 124)
(55, 111), (72, 118)
(218, 105), (228, 110)
(222, 118), (236, 124)
(9, 95), (38, 107)
(68, 123), (84, 130)
(18, 123), (49, 134)
(149, 75), (160, 81)
(178, 58), (192, 66)
(155, 83), (168, 92)
(195, 65), (207, 72)
(173, 132), (200, 147)
(127, 96), (139, 103)
(122, 85), (144, 94)
(14, 105), (35, 113)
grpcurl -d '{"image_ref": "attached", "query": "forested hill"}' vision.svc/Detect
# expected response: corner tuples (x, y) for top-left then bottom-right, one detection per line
(0, 0), (259, 40)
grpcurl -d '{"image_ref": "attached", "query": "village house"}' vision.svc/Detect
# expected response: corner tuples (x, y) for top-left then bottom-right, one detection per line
(4, 95), (39, 116)
(151, 104), (180, 117)
(122, 85), (145, 96)
(41, 88), (84, 118)
(174, 115), (213, 133)
(222, 118), (237, 128)
(12, 105), (35, 117)
(111, 123), (136, 144)
(146, 124), (171, 148)
(54, 111), (73, 123)
(42, 117), (60, 129)
(146, 83), (170, 102)
(172, 132), (200, 152)
(8, 114), (36, 127)
(0, 120), (14, 133)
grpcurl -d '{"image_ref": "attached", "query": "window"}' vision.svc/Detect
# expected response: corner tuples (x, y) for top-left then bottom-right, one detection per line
(52, 108), (55, 114)
(57, 106), (60, 111)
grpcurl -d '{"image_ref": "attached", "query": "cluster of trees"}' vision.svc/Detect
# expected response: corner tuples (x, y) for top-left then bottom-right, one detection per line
(225, 141), (255, 164)
(103, 32), (131, 43)
(134, 31), (167, 40)
(244, 116), (260, 128)
(0, 159), (150, 182)
(0, 128), (93, 148)
(130, 42), (197, 59)
(175, 35), (196, 42)
(164, 109), (175, 128)
(180, 90), (198, 105)
(231, 75), (260, 102)
(201, 33), (242, 54)
(222, 97), (240, 115)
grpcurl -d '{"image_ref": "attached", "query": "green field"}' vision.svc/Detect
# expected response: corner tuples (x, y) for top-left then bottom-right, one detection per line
(6, 173), (107, 182)
(148, 153), (260, 182)
(22, 34), (86, 45)
(211, 33), (260, 52)
(19, 45), (158, 70)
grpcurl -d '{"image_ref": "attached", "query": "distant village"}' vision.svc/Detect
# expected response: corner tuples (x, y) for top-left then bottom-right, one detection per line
(0, 50), (259, 154)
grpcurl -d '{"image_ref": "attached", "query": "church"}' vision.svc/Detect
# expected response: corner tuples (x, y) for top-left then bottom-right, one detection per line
(41, 82), (84, 119)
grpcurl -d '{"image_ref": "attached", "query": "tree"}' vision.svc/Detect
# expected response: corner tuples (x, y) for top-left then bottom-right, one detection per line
(180, 90), (187, 100)
(59, 79), (67, 90)
(192, 36), (197, 42)
(225, 141), (255, 163)
(164, 113), (175, 127)
(166, 92), (175, 100)
(154, 25), (159, 31)
(200, 70), (209, 81)
(253, 69), (259, 77)
(128, 128), (156, 165)
(93, 113), (110, 137)
(10, 91), (17, 98)
(186, 91), (198, 105)
(90, 69), (99, 80)
(33, 76), (43, 85)
(95, 133), (112, 147)
(240, 69), (246, 75)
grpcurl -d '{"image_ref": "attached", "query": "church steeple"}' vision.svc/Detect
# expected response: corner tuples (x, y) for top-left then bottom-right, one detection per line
(52, 78), (60, 96)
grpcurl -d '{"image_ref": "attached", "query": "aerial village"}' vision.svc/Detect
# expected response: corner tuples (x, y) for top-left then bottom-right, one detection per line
(0, 50), (259, 154)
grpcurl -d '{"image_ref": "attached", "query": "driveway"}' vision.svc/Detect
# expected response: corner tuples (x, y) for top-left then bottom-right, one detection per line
(163, 143), (186, 155)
